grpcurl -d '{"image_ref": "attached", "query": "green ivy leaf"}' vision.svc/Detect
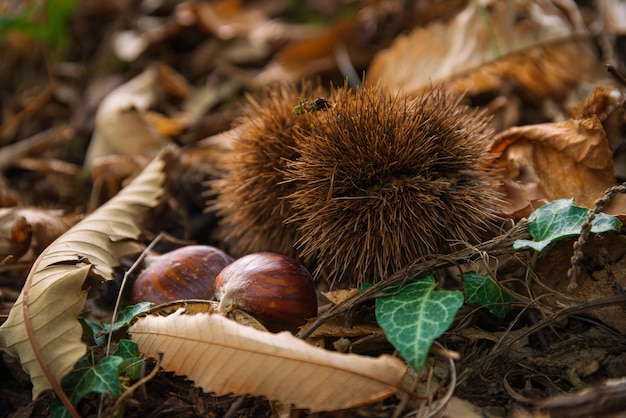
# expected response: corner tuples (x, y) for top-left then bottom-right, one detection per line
(375, 276), (463, 371)
(513, 198), (622, 252)
(463, 272), (514, 319)
(52, 352), (125, 417)
(52, 341), (143, 417)
(102, 302), (152, 334)
(63, 354), (123, 402)
(114, 339), (143, 380)
(79, 317), (107, 346)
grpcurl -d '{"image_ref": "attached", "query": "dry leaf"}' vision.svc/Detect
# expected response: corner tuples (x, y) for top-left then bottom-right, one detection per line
(321, 288), (360, 305)
(368, 0), (598, 99)
(129, 309), (407, 412)
(0, 208), (79, 263)
(0, 150), (166, 398)
(571, 86), (626, 150)
(254, 3), (401, 86)
(439, 396), (485, 418)
(305, 319), (383, 340)
(491, 117), (605, 214)
(84, 66), (170, 169)
(492, 116), (626, 216)
(255, 18), (359, 85)
(193, 0), (269, 41)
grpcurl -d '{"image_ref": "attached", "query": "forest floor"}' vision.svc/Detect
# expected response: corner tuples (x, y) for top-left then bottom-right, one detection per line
(2, 1), (626, 417)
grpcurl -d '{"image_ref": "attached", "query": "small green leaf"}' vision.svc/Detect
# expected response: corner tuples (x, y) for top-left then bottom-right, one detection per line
(463, 272), (514, 319)
(375, 276), (463, 371)
(115, 339), (143, 380)
(79, 317), (107, 346)
(64, 354), (124, 402)
(114, 339), (138, 359)
(53, 341), (144, 416)
(103, 302), (152, 334)
(53, 353), (124, 417)
(513, 198), (622, 252)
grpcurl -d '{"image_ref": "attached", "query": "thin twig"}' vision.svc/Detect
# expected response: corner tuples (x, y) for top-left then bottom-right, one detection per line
(606, 64), (626, 86)
(567, 183), (626, 292)
(299, 221), (530, 339)
(0, 83), (54, 137)
(105, 233), (164, 357)
(0, 125), (75, 171)
(223, 395), (248, 418)
(456, 292), (626, 386)
(112, 353), (162, 412)
(98, 234), (164, 418)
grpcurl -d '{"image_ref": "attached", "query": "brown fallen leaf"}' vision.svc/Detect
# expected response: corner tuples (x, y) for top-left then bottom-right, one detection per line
(254, 3), (402, 86)
(254, 17), (359, 86)
(193, 0), (271, 41)
(321, 288), (360, 305)
(0, 149), (166, 398)
(367, 0), (598, 100)
(0, 207), (79, 264)
(129, 308), (408, 412)
(491, 116), (626, 216)
(571, 86), (626, 150)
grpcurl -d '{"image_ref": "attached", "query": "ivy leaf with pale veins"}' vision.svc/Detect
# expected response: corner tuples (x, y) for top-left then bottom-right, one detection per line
(375, 276), (463, 372)
(114, 339), (142, 380)
(51, 353), (124, 418)
(513, 198), (622, 252)
(463, 272), (514, 319)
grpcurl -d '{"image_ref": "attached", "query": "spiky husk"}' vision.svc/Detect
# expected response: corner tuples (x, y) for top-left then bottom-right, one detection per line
(210, 83), (327, 260)
(285, 85), (503, 285)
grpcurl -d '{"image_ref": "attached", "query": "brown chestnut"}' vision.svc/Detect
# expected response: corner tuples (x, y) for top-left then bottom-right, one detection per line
(131, 245), (234, 305)
(214, 252), (318, 333)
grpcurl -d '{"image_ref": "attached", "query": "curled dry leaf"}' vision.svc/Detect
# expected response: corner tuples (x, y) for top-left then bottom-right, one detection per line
(368, 0), (598, 99)
(0, 207), (79, 263)
(129, 309), (407, 412)
(0, 149), (166, 398)
(84, 66), (169, 169)
(492, 116), (626, 217)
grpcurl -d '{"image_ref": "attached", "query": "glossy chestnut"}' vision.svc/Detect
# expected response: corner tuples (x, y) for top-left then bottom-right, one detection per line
(214, 252), (317, 332)
(131, 245), (234, 305)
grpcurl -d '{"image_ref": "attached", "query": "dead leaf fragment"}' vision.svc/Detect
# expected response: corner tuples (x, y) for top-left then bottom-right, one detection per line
(368, 0), (598, 99)
(0, 149), (166, 398)
(84, 66), (170, 169)
(0, 208), (79, 263)
(492, 116), (626, 216)
(129, 309), (407, 412)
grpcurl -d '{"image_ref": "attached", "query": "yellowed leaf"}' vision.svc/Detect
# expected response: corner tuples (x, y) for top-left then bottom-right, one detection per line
(0, 149), (166, 398)
(368, 0), (598, 99)
(129, 309), (407, 412)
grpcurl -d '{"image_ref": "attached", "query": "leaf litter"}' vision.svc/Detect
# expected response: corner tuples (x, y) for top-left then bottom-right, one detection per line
(2, 0), (626, 417)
